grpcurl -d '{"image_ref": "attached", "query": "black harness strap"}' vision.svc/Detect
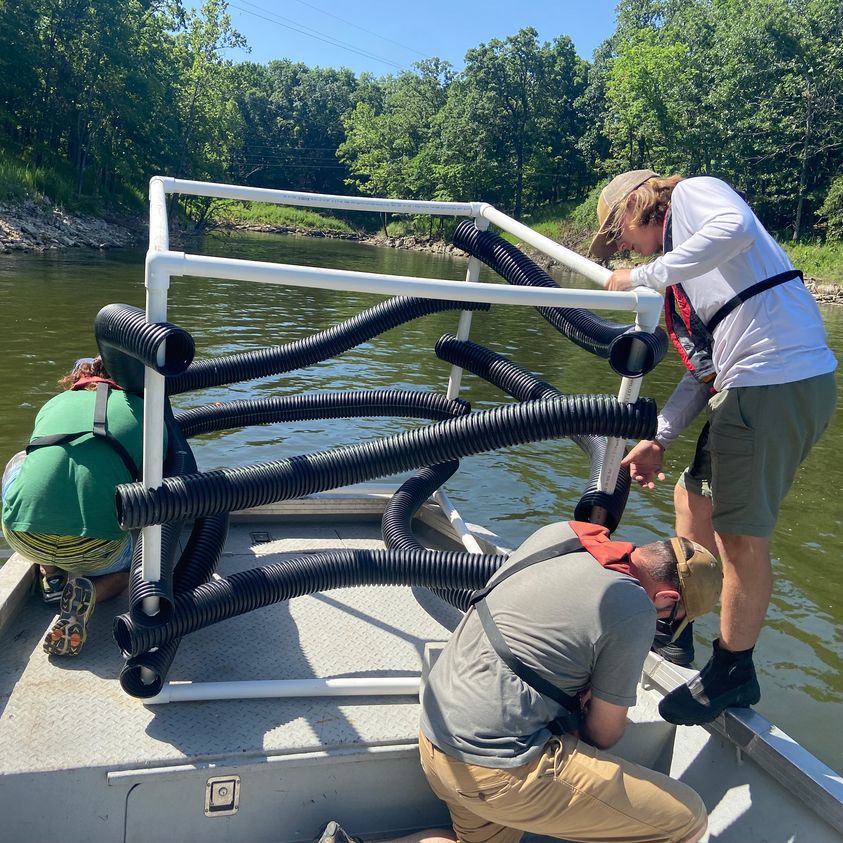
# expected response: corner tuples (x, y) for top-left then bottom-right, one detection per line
(469, 537), (585, 732)
(665, 207), (804, 336)
(26, 382), (140, 480)
(706, 269), (803, 334)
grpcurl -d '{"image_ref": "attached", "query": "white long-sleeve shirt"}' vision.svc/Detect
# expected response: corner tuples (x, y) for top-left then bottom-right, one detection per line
(630, 176), (837, 446)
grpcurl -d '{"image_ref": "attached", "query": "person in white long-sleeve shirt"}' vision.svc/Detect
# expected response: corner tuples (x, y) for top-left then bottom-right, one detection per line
(590, 170), (837, 726)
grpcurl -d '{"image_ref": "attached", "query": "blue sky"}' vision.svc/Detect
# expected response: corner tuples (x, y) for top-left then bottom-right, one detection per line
(215, 0), (619, 74)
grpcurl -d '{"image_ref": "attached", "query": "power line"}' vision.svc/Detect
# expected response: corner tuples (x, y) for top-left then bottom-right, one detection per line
(285, 0), (428, 59)
(228, 1), (410, 72)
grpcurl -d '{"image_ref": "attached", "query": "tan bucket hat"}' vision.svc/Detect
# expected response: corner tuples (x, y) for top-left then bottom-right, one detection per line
(668, 537), (723, 641)
(589, 169), (660, 258)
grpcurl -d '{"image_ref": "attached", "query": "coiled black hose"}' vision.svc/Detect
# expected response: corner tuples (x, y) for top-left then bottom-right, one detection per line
(451, 220), (668, 377)
(119, 513), (230, 698)
(381, 461), (506, 611)
(113, 547), (504, 657)
(126, 406), (196, 622)
(117, 395), (657, 530)
(175, 390), (470, 438)
(95, 303), (195, 395)
(434, 335), (631, 531)
(167, 296), (490, 395)
(381, 462), (462, 552)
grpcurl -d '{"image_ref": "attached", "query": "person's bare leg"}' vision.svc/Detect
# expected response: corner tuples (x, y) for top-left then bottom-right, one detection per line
(674, 484), (717, 557)
(714, 532), (771, 652)
(90, 570), (130, 603)
(685, 826), (706, 843)
(383, 833), (456, 843)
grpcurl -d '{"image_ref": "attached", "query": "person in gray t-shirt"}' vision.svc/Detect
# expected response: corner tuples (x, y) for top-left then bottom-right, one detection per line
(315, 521), (722, 843)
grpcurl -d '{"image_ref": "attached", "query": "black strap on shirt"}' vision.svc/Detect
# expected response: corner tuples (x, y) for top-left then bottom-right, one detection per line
(469, 536), (585, 733)
(664, 206), (804, 335)
(706, 269), (803, 334)
(26, 382), (140, 480)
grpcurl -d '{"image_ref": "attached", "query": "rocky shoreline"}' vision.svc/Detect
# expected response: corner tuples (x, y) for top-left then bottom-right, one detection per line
(0, 198), (139, 252)
(2, 201), (841, 305)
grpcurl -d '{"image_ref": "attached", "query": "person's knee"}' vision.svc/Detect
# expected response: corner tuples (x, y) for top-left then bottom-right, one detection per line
(714, 532), (770, 567)
(675, 787), (707, 843)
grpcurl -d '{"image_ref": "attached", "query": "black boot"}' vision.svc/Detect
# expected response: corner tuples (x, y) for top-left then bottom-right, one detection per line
(652, 619), (695, 666)
(658, 638), (761, 725)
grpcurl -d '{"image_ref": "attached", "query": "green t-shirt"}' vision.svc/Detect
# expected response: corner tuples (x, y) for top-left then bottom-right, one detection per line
(2, 388), (145, 540)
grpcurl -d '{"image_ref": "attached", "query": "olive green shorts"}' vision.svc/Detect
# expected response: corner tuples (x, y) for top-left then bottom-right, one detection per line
(419, 732), (706, 843)
(679, 371), (837, 537)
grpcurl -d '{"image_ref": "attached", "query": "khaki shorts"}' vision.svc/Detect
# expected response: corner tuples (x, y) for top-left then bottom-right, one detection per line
(679, 372), (837, 537)
(419, 732), (706, 843)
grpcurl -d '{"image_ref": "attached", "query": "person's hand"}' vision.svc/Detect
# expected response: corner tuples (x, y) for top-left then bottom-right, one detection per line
(622, 439), (666, 489)
(606, 269), (633, 291)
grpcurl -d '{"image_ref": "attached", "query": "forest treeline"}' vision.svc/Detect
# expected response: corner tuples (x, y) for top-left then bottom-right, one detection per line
(1, 0), (841, 242)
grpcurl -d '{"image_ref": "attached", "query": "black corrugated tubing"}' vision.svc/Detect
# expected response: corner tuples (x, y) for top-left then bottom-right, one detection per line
(126, 520), (183, 625)
(175, 390), (470, 438)
(117, 395), (656, 531)
(572, 437), (631, 534)
(113, 546), (503, 658)
(435, 335), (631, 530)
(125, 407), (195, 623)
(381, 461), (507, 611)
(167, 296), (490, 395)
(451, 220), (668, 377)
(381, 462), (462, 552)
(94, 304), (195, 389)
(435, 334), (560, 403)
(119, 512), (230, 698)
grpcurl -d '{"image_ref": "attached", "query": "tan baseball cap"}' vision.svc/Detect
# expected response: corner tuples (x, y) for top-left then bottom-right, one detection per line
(668, 537), (723, 641)
(589, 169), (660, 258)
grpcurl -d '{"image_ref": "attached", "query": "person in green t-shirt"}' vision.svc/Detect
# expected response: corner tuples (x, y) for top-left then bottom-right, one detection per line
(1, 357), (144, 657)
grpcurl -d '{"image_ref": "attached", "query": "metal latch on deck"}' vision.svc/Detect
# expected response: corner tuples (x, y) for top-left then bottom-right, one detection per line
(205, 775), (240, 817)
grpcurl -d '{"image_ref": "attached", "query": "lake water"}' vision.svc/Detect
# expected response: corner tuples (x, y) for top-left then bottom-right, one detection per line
(1, 231), (841, 773)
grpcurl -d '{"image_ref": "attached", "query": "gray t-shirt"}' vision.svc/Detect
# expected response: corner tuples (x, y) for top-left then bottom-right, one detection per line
(420, 522), (655, 767)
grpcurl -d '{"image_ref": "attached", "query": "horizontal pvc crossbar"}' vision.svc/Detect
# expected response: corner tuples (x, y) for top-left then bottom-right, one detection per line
(146, 676), (422, 704)
(479, 205), (610, 287)
(147, 251), (655, 314)
(153, 176), (481, 216)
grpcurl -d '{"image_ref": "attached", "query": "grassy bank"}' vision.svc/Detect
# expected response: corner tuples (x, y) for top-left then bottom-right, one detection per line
(0, 150), (143, 212)
(210, 199), (357, 235)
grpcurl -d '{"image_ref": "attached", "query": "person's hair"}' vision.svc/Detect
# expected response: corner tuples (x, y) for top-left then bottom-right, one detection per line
(607, 175), (684, 245)
(636, 536), (692, 590)
(58, 356), (109, 390)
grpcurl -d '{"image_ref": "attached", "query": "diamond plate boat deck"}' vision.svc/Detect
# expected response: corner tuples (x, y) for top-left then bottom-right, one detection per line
(1, 494), (842, 843)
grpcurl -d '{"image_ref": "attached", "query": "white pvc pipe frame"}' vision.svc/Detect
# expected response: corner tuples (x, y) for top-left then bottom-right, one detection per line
(140, 177), (661, 699)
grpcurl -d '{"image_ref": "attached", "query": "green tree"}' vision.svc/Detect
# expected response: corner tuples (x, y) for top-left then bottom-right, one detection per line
(171, 0), (246, 185)
(339, 59), (451, 199)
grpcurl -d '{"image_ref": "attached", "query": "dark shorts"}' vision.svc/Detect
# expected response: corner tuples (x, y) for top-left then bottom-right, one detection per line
(679, 371), (837, 536)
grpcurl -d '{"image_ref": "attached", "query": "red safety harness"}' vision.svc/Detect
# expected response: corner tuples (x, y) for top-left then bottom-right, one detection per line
(468, 522), (637, 734)
(25, 378), (140, 480)
(662, 206), (803, 391)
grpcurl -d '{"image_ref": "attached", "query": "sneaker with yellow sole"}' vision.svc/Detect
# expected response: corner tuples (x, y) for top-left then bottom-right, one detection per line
(43, 577), (96, 657)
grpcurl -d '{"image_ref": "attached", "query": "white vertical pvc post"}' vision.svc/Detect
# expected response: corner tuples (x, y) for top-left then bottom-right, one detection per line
(598, 290), (663, 492)
(446, 216), (489, 400)
(140, 178), (171, 623)
(440, 216), (491, 551)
